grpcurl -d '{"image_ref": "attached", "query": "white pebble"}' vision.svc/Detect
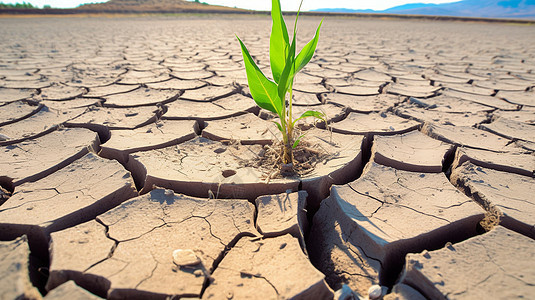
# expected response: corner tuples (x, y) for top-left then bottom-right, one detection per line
(172, 249), (201, 267)
(368, 285), (384, 300)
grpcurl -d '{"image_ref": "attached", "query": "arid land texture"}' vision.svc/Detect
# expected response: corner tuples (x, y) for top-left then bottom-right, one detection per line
(0, 14), (534, 299)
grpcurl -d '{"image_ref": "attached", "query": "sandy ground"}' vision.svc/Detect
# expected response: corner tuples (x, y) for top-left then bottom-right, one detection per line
(0, 15), (534, 299)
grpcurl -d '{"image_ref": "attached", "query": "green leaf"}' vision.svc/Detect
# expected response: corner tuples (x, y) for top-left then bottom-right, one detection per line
(292, 134), (305, 149)
(272, 120), (284, 133)
(237, 36), (282, 116)
(293, 110), (325, 126)
(295, 18), (323, 74)
(277, 0), (302, 103)
(277, 33), (296, 103)
(269, 0), (289, 84)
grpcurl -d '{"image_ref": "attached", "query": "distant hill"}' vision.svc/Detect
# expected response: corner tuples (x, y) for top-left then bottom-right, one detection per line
(313, 0), (535, 19)
(76, 0), (245, 13)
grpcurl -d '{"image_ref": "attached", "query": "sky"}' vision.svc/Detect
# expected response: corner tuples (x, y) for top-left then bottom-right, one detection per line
(3, 0), (460, 10)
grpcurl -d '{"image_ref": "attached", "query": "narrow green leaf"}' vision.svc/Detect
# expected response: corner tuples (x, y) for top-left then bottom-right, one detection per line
(293, 110), (325, 126)
(237, 36), (282, 116)
(295, 18), (323, 74)
(293, 0), (304, 35)
(277, 1), (302, 102)
(277, 33), (296, 102)
(292, 134), (305, 149)
(272, 120), (284, 133)
(269, 0), (289, 84)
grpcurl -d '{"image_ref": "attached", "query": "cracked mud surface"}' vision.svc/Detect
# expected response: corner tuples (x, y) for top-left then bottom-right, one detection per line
(0, 127), (100, 188)
(0, 15), (534, 299)
(204, 234), (333, 299)
(48, 188), (257, 299)
(0, 152), (138, 257)
(0, 236), (41, 300)
(402, 226), (535, 299)
(371, 131), (454, 173)
(451, 161), (535, 239)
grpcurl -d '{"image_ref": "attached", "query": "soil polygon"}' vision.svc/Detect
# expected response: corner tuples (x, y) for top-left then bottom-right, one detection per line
(0, 236), (41, 300)
(0, 101), (43, 126)
(324, 93), (403, 113)
(39, 84), (86, 101)
(99, 120), (199, 164)
(44, 281), (102, 300)
(480, 117), (535, 143)
(204, 234), (333, 299)
(129, 129), (362, 206)
(0, 105), (86, 145)
(451, 162), (535, 239)
(441, 89), (518, 110)
(325, 162), (484, 285)
(65, 106), (161, 133)
(443, 83), (494, 96)
(330, 111), (420, 136)
(180, 85), (235, 102)
(118, 70), (170, 85)
(492, 109), (535, 125)
(0, 127), (100, 188)
(202, 113), (278, 145)
(292, 90), (323, 106)
(0, 88), (36, 104)
(386, 82), (440, 98)
(383, 284), (426, 300)
(171, 69), (214, 80)
(422, 123), (510, 152)
(452, 147), (535, 177)
(334, 84), (381, 96)
(371, 130), (454, 172)
(353, 69), (392, 82)
(162, 94), (258, 121)
(293, 83), (329, 94)
(496, 90), (535, 107)
(102, 87), (180, 107)
(255, 191), (308, 245)
(402, 226), (535, 299)
(394, 104), (488, 127)
(146, 78), (206, 90)
(39, 97), (102, 110)
(308, 193), (382, 296)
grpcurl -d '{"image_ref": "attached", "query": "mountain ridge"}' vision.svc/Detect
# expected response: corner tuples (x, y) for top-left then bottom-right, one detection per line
(75, 0), (244, 12)
(312, 0), (535, 19)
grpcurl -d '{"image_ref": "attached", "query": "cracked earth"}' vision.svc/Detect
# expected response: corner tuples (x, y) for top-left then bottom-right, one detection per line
(0, 15), (534, 299)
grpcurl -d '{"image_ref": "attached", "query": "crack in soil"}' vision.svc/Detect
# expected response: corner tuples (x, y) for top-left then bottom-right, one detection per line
(135, 252), (159, 289)
(337, 270), (376, 280)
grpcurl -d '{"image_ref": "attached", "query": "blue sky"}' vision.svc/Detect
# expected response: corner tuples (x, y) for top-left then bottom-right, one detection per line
(3, 0), (459, 10)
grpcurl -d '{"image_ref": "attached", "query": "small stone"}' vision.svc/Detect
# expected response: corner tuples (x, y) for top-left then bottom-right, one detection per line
(164, 189), (174, 197)
(172, 249), (201, 267)
(368, 285), (384, 300)
(193, 270), (204, 277)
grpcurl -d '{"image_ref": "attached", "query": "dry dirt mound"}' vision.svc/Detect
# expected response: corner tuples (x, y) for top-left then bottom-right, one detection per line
(76, 0), (245, 13)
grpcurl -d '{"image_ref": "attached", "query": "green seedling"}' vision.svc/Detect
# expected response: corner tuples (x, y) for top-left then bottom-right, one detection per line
(237, 0), (324, 174)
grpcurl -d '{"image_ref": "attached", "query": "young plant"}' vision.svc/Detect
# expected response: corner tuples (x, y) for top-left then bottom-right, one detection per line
(236, 0), (324, 173)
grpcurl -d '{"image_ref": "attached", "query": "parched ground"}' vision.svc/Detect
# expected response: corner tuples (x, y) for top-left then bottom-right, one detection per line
(0, 15), (534, 299)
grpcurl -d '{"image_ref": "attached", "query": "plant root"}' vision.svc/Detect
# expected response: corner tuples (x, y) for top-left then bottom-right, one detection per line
(240, 138), (331, 180)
